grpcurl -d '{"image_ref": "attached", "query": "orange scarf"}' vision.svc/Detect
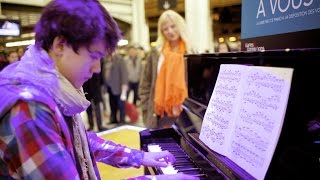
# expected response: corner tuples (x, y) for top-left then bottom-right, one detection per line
(154, 40), (188, 118)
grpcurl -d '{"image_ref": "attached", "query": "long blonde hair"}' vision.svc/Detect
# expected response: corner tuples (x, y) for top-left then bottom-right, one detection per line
(156, 10), (191, 53)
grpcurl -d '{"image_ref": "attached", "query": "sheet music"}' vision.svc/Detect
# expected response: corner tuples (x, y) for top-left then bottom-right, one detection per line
(200, 64), (293, 180)
(200, 65), (246, 155)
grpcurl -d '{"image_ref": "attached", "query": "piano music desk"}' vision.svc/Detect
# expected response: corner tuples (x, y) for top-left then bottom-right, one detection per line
(97, 125), (146, 180)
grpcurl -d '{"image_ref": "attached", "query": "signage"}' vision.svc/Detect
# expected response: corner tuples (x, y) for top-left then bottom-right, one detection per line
(241, 0), (320, 50)
(158, 0), (177, 10)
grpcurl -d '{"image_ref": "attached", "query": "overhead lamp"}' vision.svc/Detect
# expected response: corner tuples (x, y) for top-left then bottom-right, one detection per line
(117, 39), (128, 46)
(150, 42), (157, 47)
(229, 36), (237, 42)
(5, 39), (35, 47)
(21, 32), (35, 38)
(218, 37), (224, 43)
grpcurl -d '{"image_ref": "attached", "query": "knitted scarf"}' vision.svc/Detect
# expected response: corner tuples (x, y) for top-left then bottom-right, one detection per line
(154, 40), (188, 118)
(0, 45), (96, 179)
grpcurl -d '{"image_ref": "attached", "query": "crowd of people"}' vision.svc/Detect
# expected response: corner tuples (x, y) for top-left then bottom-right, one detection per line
(0, 46), (25, 71)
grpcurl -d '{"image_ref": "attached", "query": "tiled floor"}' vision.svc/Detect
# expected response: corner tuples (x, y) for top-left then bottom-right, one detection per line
(81, 92), (145, 132)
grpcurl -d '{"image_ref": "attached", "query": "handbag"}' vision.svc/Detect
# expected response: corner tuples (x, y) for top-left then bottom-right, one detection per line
(125, 101), (139, 123)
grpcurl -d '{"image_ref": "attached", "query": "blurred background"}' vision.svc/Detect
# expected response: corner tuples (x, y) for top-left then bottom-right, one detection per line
(0, 0), (242, 53)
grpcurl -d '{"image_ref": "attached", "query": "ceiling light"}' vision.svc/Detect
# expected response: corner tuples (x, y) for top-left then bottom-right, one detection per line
(6, 39), (35, 47)
(229, 36), (237, 42)
(117, 39), (128, 46)
(218, 37), (224, 43)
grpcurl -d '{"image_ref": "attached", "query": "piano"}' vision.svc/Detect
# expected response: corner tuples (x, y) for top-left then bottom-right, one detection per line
(140, 48), (320, 179)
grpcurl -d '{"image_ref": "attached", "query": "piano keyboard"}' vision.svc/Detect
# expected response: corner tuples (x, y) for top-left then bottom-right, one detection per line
(148, 143), (208, 179)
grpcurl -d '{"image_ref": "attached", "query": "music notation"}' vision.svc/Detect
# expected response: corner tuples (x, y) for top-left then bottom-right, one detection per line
(200, 64), (293, 180)
(202, 125), (225, 145)
(234, 126), (269, 153)
(239, 108), (274, 132)
(231, 141), (264, 168)
(210, 98), (233, 113)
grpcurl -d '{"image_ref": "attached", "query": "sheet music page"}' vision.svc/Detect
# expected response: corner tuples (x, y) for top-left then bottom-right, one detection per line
(199, 64), (293, 180)
(227, 66), (293, 180)
(199, 64), (247, 155)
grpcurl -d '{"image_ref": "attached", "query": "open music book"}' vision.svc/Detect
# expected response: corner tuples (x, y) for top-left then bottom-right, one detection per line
(199, 64), (293, 180)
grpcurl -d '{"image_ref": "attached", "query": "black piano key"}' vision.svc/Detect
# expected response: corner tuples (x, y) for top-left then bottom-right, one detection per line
(193, 174), (207, 177)
(173, 163), (195, 168)
(177, 167), (200, 171)
(181, 170), (204, 175)
(174, 155), (189, 158)
(171, 153), (187, 157)
(162, 148), (186, 153)
(161, 147), (182, 150)
(170, 151), (187, 155)
(175, 159), (192, 164)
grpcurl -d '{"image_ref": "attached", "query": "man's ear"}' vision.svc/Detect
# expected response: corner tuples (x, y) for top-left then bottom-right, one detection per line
(51, 36), (66, 57)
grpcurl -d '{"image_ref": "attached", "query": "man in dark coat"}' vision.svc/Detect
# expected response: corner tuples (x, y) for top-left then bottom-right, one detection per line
(83, 72), (107, 131)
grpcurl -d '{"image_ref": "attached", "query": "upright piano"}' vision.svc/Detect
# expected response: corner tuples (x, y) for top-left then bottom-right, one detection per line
(140, 48), (320, 179)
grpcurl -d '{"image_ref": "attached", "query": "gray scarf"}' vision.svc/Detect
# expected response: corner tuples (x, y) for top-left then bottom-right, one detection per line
(0, 45), (97, 179)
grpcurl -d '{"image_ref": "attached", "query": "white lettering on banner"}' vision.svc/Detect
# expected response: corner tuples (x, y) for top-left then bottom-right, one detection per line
(278, 0), (291, 13)
(245, 43), (255, 48)
(304, 0), (313, 6)
(292, 0), (303, 9)
(256, 0), (314, 19)
(308, 8), (315, 14)
(257, 0), (267, 18)
(245, 42), (265, 52)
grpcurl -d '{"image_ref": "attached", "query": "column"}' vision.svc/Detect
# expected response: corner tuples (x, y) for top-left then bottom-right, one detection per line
(131, 0), (150, 51)
(185, 0), (214, 53)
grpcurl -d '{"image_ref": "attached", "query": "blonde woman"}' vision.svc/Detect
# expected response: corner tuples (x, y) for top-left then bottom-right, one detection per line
(139, 10), (192, 129)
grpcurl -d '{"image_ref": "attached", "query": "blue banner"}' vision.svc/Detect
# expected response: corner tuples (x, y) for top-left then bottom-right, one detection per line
(241, 0), (320, 39)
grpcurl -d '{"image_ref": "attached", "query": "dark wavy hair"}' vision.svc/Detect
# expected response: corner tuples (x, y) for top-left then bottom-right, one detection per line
(35, 0), (121, 55)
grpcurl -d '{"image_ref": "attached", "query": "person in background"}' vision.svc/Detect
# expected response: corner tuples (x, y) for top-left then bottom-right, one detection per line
(6, 50), (19, 64)
(104, 52), (128, 125)
(100, 59), (110, 118)
(125, 45), (142, 106)
(17, 46), (26, 60)
(83, 72), (108, 132)
(138, 46), (146, 61)
(0, 0), (198, 180)
(217, 42), (231, 53)
(0, 45), (8, 71)
(0, 53), (8, 71)
(139, 10), (191, 129)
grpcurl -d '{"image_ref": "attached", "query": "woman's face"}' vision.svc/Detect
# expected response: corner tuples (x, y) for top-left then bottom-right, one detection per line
(161, 18), (180, 43)
(56, 40), (106, 89)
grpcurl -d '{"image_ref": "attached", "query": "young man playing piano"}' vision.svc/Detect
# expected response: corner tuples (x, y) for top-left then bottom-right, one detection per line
(0, 0), (198, 179)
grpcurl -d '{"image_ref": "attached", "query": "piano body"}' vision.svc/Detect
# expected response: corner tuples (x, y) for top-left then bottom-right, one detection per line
(140, 48), (320, 179)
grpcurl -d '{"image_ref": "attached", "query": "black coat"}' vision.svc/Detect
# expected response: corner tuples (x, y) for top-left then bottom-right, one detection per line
(83, 73), (103, 103)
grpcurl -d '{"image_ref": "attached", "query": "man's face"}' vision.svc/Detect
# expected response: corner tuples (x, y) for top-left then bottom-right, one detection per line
(56, 40), (106, 89)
